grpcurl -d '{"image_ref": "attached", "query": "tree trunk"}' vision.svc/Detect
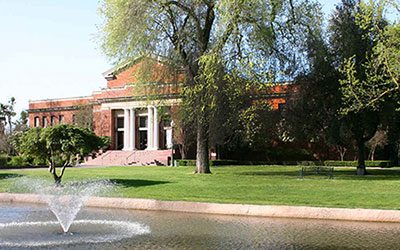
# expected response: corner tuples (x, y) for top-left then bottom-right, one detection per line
(7, 116), (12, 135)
(195, 122), (210, 174)
(337, 145), (347, 161)
(370, 147), (376, 161)
(356, 140), (367, 176)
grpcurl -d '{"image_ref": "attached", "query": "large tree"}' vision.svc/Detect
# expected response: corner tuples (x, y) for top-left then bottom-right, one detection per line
(340, 0), (400, 111)
(99, 0), (317, 173)
(338, 0), (391, 175)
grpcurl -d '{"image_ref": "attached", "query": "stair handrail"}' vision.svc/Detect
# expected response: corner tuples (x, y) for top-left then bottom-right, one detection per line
(125, 151), (136, 165)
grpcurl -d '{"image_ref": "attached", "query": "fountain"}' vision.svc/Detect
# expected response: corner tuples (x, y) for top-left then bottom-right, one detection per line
(0, 177), (150, 247)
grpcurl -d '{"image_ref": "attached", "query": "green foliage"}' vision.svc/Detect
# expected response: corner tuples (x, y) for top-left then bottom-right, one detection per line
(0, 97), (16, 135)
(0, 154), (8, 167)
(74, 105), (94, 130)
(324, 160), (393, 168)
(176, 159), (243, 167)
(17, 125), (109, 167)
(16, 127), (47, 164)
(238, 101), (282, 149)
(7, 155), (30, 167)
(339, 0), (398, 112)
(98, 0), (321, 171)
(175, 159), (196, 167)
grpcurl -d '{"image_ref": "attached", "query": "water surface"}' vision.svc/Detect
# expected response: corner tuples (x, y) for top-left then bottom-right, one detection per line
(1, 203), (400, 249)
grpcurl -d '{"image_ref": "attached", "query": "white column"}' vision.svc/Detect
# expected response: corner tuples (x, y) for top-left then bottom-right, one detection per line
(130, 108), (136, 150)
(153, 106), (159, 149)
(123, 108), (130, 151)
(147, 106), (154, 149)
(166, 129), (173, 149)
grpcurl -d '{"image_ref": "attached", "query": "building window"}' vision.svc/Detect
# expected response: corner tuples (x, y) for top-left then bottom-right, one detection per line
(59, 115), (64, 124)
(139, 116), (148, 129)
(116, 117), (124, 129)
(50, 116), (56, 126)
(278, 103), (286, 112)
(34, 117), (40, 127)
(42, 116), (48, 127)
(72, 115), (76, 124)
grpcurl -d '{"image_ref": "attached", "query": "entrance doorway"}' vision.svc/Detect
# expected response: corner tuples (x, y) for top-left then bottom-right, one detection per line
(138, 115), (148, 150)
(115, 116), (124, 150)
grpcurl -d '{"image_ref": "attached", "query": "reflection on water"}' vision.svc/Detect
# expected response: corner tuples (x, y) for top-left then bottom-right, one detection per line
(1, 203), (400, 249)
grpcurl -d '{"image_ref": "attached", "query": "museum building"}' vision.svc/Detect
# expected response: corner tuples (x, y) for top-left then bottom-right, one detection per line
(28, 57), (295, 166)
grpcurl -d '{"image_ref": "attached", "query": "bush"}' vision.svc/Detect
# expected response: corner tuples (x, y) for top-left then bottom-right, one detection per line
(7, 155), (30, 167)
(324, 161), (356, 167)
(175, 159), (196, 166)
(175, 159), (324, 167)
(365, 160), (393, 168)
(0, 154), (9, 167)
(210, 160), (242, 166)
(324, 160), (393, 168)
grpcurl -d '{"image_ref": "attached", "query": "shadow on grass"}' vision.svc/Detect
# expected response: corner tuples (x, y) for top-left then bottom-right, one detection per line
(240, 171), (300, 177)
(110, 179), (171, 188)
(239, 167), (400, 180)
(0, 173), (23, 180)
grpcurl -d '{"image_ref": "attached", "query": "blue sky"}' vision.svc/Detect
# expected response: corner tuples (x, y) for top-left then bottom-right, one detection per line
(0, 0), (340, 116)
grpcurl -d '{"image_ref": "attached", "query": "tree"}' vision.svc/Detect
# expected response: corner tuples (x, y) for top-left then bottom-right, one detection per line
(14, 110), (29, 132)
(0, 97), (16, 135)
(366, 128), (388, 160)
(99, 0), (318, 173)
(282, 2), (354, 161)
(339, 1), (400, 111)
(338, 0), (390, 175)
(17, 125), (109, 185)
(74, 105), (94, 130)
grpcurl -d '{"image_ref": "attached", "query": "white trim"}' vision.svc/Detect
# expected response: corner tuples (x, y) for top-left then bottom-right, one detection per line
(100, 99), (181, 111)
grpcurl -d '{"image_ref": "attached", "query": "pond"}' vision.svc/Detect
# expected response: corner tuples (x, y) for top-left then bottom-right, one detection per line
(1, 202), (400, 249)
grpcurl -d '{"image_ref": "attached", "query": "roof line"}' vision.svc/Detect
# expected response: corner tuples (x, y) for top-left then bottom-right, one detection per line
(29, 95), (93, 104)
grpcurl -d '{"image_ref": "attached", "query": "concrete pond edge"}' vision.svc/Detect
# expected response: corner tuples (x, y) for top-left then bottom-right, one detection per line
(1, 192), (399, 223)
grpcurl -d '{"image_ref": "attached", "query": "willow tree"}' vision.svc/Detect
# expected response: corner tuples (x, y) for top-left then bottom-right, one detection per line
(99, 0), (316, 173)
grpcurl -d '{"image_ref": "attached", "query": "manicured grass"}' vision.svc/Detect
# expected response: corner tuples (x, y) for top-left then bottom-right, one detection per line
(1, 165), (400, 210)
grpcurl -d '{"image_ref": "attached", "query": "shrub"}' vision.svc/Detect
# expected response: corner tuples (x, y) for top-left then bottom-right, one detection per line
(7, 156), (30, 167)
(324, 161), (356, 167)
(324, 160), (393, 168)
(210, 160), (242, 166)
(175, 159), (196, 166)
(0, 154), (9, 167)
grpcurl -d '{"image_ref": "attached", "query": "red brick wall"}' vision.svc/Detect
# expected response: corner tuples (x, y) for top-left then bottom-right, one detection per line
(27, 60), (297, 151)
(28, 110), (77, 128)
(106, 59), (184, 89)
(29, 98), (92, 110)
(93, 107), (114, 148)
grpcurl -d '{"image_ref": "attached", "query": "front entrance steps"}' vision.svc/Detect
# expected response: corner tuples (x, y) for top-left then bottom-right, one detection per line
(81, 150), (172, 167)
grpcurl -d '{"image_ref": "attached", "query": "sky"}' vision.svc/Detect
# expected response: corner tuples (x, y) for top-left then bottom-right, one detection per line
(0, 0), (340, 116)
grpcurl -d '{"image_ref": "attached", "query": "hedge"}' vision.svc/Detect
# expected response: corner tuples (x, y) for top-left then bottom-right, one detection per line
(175, 159), (393, 168)
(0, 154), (8, 167)
(324, 160), (393, 168)
(7, 156), (31, 167)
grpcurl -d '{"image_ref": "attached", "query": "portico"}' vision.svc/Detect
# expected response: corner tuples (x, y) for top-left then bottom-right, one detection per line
(121, 106), (160, 151)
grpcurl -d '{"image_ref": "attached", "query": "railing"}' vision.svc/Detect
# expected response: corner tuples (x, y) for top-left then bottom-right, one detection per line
(125, 151), (136, 166)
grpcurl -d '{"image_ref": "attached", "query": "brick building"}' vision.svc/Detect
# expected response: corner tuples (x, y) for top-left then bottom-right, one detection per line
(28, 56), (295, 165)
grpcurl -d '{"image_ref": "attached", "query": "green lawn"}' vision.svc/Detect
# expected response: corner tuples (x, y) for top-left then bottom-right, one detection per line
(1, 165), (400, 210)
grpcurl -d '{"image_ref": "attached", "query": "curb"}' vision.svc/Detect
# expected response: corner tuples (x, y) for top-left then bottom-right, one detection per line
(1, 193), (399, 223)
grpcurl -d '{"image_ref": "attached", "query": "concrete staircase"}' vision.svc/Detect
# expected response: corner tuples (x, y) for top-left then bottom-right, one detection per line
(81, 150), (172, 167)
